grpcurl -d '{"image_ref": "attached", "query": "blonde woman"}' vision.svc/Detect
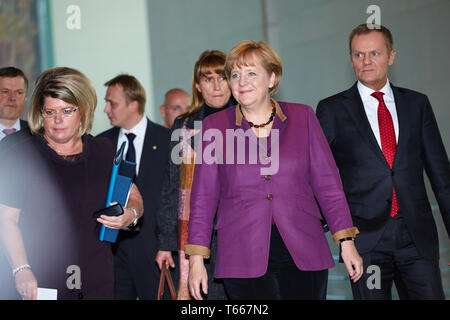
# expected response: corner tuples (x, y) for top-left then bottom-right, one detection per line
(0, 67), (143, 300)
(186, 41), (362, 300)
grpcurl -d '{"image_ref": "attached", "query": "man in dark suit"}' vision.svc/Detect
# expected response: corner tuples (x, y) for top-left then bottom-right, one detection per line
(98, 74), (171, 299)
(316, 24), (449, 299)
(0, 67), (31, 155)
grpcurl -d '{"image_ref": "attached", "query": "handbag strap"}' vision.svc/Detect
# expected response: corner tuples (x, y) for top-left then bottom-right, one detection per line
(157, 261), (176, 300)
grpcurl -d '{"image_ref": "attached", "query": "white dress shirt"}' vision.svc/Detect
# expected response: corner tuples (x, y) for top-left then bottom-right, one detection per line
(0, 119), (21, 142)
(117, 116), (147, 175)
(357, 80), (399, 147)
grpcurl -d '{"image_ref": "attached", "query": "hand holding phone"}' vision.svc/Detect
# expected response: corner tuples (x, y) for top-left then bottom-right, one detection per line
(92, 203), (124, 220)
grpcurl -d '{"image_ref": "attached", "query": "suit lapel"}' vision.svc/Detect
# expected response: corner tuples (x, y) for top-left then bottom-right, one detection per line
(342, 83), (387, 165)
(20, 120), (28, 131)
(110, 127), (120, 149)
(136, 118), (156, 187)
(390, 84), (409, 170)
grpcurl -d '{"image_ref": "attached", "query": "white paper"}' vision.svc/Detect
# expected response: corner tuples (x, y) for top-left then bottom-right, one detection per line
(37, 288), (58, 300)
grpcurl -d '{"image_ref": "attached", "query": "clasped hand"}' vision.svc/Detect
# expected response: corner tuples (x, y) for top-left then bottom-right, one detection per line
(96, 203), (135, 229)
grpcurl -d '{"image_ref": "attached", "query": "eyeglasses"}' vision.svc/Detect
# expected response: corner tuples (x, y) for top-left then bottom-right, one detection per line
(41, 107), (79, 118)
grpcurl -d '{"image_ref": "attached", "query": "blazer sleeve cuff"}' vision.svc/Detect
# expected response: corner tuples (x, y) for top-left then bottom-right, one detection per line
(184, 244), (211, 259)
(332, 227), (360, 244)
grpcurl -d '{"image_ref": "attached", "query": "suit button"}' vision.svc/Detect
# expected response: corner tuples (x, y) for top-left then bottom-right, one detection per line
(267, 194), (273, 200)
(391, 171), (394, 176)
(264, 175), (271, 181)
(78, 292), (83, 300)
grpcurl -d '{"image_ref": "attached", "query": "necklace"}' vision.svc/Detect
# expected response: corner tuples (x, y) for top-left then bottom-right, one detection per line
(239, 100), (276, 128)
(44, 135), (82, 157)
(46, 141), (64, 155)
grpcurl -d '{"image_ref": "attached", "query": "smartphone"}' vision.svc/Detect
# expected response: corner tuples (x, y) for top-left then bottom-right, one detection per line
(93, 203), (124, 220)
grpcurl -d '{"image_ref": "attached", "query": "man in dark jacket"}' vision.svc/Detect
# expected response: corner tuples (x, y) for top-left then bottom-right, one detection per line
(316, 24), (449, 300)
(98, 74), (173, 299)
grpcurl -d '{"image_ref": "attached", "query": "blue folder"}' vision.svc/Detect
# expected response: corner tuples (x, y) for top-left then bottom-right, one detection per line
(99, 142), (136, 243)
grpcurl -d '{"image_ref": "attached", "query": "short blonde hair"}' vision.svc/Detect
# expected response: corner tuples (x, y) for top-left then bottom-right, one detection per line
(28, 67), (97, 136)
(104, 74), (146, 114)
(225, 40), (282, 95)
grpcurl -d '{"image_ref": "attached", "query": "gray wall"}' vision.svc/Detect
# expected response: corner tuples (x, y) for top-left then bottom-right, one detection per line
(148, 0), (450, 156)
(147, 0), (264, 124)
(49, 0), (155, 135)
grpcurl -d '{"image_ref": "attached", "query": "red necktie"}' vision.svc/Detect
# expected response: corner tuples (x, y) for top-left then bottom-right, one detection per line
(2, 128), (17, 136)
(371, 91), (399, 218)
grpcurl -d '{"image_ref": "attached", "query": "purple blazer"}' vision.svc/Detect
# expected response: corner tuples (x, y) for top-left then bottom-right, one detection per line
(185, 100), (358, 278)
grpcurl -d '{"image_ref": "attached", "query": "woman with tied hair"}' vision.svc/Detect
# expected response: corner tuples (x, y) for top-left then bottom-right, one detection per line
(186, 41), (363, 300)
(156, 50), (235, 300)
(0, 67), (143, 300)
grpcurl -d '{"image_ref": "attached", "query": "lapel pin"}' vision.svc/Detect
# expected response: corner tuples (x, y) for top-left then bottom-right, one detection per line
(153, 145), (157, 150)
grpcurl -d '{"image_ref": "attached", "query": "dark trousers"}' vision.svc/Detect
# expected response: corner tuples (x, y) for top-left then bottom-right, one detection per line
(113, 237), (178, 300)
(351, 215), (445, 300)
(223, 224), (328, 300)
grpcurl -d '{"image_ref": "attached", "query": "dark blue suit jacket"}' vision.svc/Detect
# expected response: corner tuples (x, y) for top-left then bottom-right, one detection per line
(316, 83), (450, 260)
(97, 118), (171, 298)
(98, 118), (169, 258)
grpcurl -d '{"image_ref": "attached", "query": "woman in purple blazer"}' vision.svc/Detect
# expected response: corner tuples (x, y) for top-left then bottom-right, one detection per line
(185, 41), (362, 300)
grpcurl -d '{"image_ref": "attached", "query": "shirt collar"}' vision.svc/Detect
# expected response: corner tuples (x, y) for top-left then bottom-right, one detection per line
(357, 79), (394, 101)
(119, 115), (147, 137)
(235, 98), (287, 127)
(0, 119), (21, 132)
